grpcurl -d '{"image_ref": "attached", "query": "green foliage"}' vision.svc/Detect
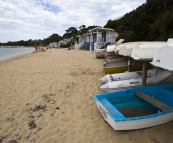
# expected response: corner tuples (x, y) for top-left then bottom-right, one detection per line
(63, 27), (78, 38)
(104, 0), (173, 42)
(104, 19), (118, 29)
(62, 25), (100, 39)
(78, 25), (87, 35)
(1, 34), (61, 47)
(41, 33), (61, 46)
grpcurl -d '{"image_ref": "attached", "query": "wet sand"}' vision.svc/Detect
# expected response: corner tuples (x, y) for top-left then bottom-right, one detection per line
(0, 48), (173, 143)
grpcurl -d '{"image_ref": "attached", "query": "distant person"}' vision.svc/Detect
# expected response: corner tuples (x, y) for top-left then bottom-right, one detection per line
(35, 46), (38, 51)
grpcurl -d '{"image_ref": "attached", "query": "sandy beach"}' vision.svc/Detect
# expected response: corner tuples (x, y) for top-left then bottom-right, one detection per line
(0, 48), (173, 143)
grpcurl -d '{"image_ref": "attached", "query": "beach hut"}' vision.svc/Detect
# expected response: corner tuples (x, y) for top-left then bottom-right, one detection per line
(74, 35), (86, 50)
(85, 27), (119, 51)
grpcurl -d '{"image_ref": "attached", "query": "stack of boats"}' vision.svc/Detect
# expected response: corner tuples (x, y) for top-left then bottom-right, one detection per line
(93, 38), (173, 130)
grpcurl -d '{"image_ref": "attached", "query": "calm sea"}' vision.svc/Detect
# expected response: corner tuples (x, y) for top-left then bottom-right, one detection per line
(0, 47), (35, 61)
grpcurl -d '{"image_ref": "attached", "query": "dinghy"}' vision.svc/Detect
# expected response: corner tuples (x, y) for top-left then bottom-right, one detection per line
(96, 52), (106, 59)
(100, 68), (162, 83)
(106, 57), (124, 63)
(93, 82), (173, 130)
(102, 60), (150, 74)
(106, 44), (116, 52)
(100, 69), (172, 92)
(95, 48), (106, 53)
(115, 42), (139, 56)
(105, 51), (117, 57)
(131, 42), (166, 60)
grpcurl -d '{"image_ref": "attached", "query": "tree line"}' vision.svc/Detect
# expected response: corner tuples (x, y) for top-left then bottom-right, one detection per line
(0, 34), (62, 47)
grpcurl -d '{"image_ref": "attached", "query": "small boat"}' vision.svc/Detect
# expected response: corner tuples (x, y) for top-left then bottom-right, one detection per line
(95, 42), (111, 53)
(106, 56), (124, 63)
(115, 42), (138, 56)
(105, 51), (117, 57)
(95, 48), (106, 53)
(100, 68), (161, 83)
(131, 42), (166, 60)
(93, 82), (173, 130)
(96, 52), (106, 59)
(106, 44), (116, 52)
(100, 69), (172, 92)
(103, 60), (151, 74)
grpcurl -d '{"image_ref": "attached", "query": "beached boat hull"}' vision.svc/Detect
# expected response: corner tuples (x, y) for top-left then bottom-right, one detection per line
(93, 83), (173, 130)
(106, 57), (124, 63)
(103, 61), (152, 74)
(106, 44), (115, 52)
(100, 68), (163, 83)
(100, 70), (172, 92)
(96, 52), (106, 59)
(131, 42), (166, 60)
(105, 51), (116, 57)
(95, 48), (106, 53)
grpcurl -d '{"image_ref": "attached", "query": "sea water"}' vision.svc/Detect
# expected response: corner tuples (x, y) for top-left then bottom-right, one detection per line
(0, 47), (35, 61)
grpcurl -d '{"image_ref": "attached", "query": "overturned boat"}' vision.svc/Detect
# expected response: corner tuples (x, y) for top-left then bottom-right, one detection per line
(131, 42), (166, 60)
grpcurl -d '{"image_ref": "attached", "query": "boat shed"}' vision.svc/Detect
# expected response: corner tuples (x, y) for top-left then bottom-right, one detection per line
(85, 27), (119, 51)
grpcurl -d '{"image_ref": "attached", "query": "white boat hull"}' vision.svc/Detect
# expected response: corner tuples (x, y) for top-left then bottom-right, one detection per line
(95, 101), (173, 130)
(95, 48), (106, 53)
(100, 68), (161, 83)
(106, 44), (115, 52)
(100, 70), (172, 92)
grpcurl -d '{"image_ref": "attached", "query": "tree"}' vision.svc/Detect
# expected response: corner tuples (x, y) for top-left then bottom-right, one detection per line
(63, 27), (78, 38)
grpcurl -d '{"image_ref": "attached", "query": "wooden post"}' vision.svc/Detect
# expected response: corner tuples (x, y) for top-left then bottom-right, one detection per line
(128, 59), (131, 72)
(109, 30), (110, 43)
(142, 62), (148, 86)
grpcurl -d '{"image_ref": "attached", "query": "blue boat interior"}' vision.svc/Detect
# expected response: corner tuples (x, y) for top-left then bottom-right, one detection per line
(107, 93), (160, 118)
(93, 83), (173, 121)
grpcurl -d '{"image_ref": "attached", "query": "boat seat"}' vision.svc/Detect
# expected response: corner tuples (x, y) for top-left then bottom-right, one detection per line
(134, 92), (172, 110)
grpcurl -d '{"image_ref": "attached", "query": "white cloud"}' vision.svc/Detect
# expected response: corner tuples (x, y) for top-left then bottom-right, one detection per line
(0, 0), (146, 42)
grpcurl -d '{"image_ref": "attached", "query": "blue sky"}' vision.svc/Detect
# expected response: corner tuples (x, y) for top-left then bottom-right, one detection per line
(0, 0), (146, 43)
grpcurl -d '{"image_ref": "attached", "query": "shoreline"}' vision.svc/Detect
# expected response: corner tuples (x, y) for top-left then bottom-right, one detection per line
(0, 48), (34, 63)
(0, 52), (34, 63)
(0, 48), (173, 143)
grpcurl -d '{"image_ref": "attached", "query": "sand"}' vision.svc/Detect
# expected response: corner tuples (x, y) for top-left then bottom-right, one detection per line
(0, 48), (173, 143)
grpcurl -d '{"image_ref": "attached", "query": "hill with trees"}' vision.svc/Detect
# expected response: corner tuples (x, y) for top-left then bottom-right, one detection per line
(104, 0), (173, 42)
